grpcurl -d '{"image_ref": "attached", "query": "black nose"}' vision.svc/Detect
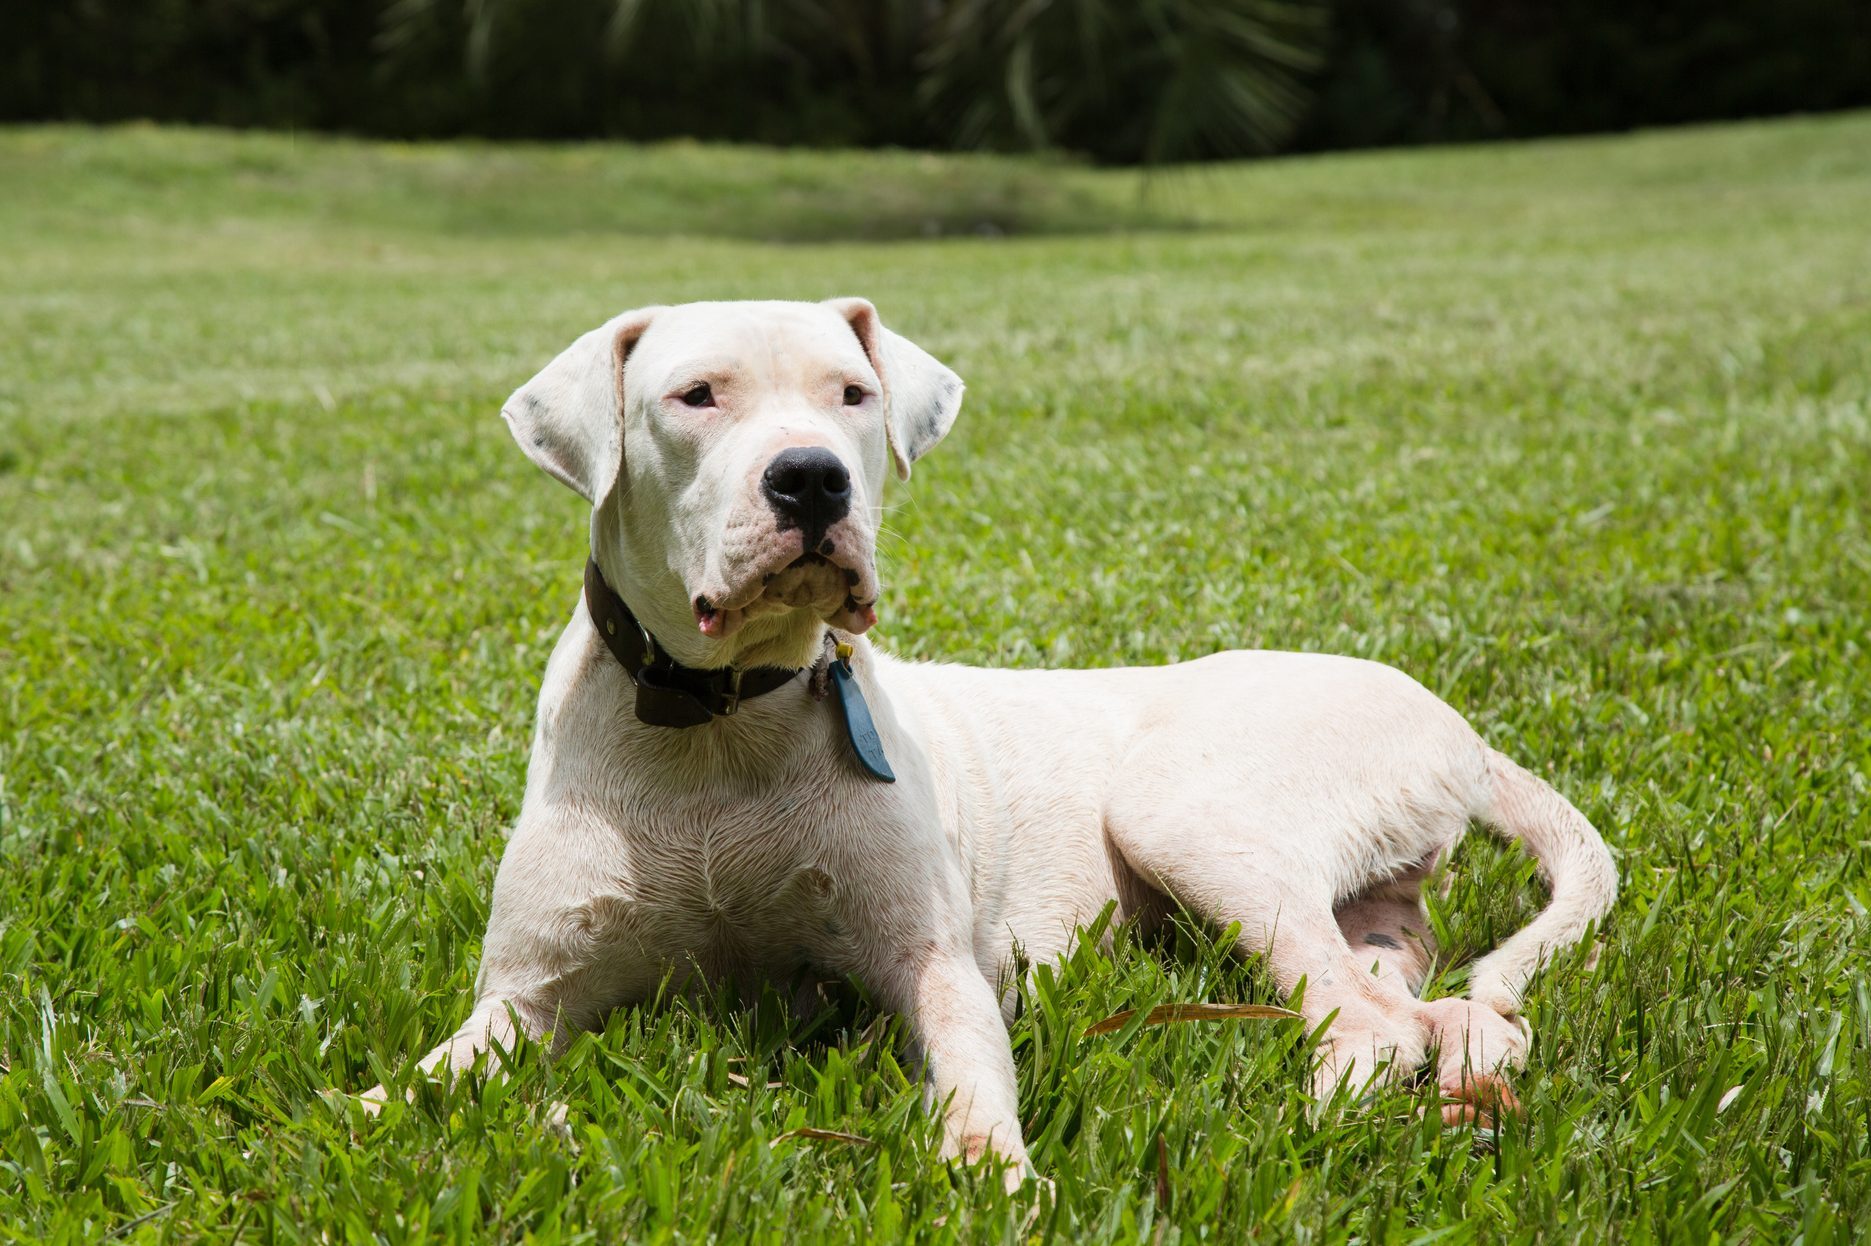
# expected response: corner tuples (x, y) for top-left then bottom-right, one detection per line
(762, 447), (852, 539)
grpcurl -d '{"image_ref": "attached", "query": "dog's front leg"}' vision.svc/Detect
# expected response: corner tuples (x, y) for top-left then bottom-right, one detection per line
(358, 807), (645, 1111)
(868, 943), (1030, 1187)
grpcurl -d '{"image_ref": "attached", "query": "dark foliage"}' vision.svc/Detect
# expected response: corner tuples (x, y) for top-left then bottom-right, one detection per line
(1297, 0), (1871, 150)
(3, 0), (1867, 162)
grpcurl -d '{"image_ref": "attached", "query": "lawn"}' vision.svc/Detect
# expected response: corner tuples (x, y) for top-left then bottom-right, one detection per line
(1, 115), (1868, 1242)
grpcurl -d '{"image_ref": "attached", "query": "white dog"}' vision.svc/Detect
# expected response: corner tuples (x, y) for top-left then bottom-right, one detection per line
(365, 299), (1616, 1179)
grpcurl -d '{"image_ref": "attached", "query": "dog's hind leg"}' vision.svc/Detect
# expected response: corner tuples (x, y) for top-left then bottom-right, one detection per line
(1104, 821), (1434, 1100)
(1212, 883), (1433, 1101)
(1334, 852), (1441, 996)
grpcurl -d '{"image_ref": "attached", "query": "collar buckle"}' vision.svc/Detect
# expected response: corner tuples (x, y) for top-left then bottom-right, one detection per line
(718, 667), (746, 716)
(634, 616), (657, 668)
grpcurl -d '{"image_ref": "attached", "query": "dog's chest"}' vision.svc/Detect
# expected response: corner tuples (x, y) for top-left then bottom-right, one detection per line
(605, 780), (858, 977)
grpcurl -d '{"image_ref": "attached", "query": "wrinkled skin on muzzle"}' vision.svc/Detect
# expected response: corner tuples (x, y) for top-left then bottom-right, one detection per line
(652, 382), (883, 648)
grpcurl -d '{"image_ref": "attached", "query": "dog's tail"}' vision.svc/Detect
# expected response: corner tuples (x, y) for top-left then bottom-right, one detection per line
(1465, 749), (1617, 1016)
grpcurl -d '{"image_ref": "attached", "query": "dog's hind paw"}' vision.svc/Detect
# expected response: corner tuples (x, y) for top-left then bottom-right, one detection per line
(1434, 1072), (1522, 1129)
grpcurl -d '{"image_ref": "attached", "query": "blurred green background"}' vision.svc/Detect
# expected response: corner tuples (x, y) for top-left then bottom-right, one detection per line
(6, 0), (1870, 164)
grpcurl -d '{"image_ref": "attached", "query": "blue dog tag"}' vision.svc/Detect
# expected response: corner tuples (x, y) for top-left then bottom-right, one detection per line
(830, 649), (895, 783)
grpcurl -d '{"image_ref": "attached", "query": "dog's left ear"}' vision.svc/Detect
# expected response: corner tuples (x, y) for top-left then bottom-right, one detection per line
(825, 297), (964, 480)
(501, 307), (660, 504)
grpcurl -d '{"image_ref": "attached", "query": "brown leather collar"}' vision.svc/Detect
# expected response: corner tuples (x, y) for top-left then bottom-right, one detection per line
(583, 558), (803, 728)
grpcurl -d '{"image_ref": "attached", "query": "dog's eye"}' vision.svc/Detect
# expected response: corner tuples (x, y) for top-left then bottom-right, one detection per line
(843, 384), (864, 406)
(681, 383), (713, 408)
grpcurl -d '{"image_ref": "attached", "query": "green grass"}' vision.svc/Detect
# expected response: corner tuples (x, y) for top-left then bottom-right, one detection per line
(2, 114), (1869, 1242)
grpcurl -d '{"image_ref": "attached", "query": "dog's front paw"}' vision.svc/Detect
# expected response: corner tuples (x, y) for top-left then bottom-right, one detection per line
(950, 1132), (1033, 1193)
(319, 1085), (391, 1118)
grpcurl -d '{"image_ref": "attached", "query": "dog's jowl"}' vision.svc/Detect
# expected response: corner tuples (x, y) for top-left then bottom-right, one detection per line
(363, 298), (1617, 1184)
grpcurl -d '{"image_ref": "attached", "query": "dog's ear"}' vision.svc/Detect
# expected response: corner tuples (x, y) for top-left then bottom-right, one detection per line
(825, 298), (963, 481)
(501, 307), (659, 503)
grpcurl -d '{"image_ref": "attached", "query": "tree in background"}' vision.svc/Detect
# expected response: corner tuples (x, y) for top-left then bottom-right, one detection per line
(365, 0), (1325, 161)
(920, 0), (1325, 163)
(3, 0), (1867, 163)
(1297, 0), (1871, 150)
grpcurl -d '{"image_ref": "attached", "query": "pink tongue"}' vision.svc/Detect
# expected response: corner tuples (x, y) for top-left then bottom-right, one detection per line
(697, 610), (727, 638)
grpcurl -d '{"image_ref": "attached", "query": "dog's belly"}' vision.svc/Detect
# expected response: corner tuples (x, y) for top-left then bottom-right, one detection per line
(882, 648), (1488, 973)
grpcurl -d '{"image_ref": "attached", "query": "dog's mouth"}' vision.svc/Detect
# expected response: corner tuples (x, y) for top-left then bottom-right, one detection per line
(693, 548), (878, 641)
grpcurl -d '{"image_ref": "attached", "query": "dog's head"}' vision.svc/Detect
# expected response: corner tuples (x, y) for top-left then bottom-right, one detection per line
(502, 299), (962, 669)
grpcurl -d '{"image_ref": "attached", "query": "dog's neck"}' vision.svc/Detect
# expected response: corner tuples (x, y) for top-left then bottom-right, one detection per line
(581, 559), (894, 783)
(584, 556), (829, 731)
(589, 551), (831, 675)
(589, 493), (835, 672)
